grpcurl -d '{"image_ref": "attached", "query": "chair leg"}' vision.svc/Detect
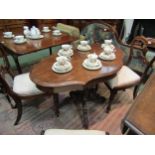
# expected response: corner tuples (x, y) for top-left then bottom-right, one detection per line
(5, 94), (15, 108)
(53, 93), (59, 117)
(14, 100), (23, 125)
(106, 90), (117, 113)
(133, 85), (139, 99)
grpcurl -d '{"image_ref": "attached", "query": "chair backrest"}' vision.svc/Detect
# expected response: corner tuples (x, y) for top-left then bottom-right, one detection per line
(126, 36), (148, 66)
(0, 65), (16, 97)
(56, 23), (80, 38)
(80, 23), (120, 45)
(0, 43), (11, 70)
(141, 56), (155, 83)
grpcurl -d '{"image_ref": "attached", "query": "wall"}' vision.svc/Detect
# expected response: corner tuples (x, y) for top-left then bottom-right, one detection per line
(122, 19), (134, 42)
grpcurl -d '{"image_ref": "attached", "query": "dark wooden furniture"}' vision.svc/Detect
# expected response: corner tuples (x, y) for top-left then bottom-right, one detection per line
(1, 32), (77, 73)
(62, 19), (123, 37)
(30, 43), (124, 128)
(0, 44), (57, 125)
(122, 69), (155, 135)
(105, 36), (149, 112)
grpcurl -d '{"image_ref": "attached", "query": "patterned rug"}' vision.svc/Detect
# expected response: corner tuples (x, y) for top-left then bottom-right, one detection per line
(0, 83), (132, 135)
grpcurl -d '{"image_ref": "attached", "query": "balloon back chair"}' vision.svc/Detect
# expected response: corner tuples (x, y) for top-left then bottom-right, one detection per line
(0, 44), (57, 125)
(104, 37), (155, 112)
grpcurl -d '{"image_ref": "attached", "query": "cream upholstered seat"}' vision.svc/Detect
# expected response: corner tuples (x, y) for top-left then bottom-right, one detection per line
(43, 129), (107, 135)
(107, 66), (141, 89)
(13, 73), (43, 96)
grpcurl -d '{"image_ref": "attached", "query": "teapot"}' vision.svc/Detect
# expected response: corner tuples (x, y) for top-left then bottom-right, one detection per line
(23, 26), (30, 37)
(30, 26), (41, 37)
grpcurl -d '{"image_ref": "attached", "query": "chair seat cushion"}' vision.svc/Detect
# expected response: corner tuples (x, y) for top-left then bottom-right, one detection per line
(107, 65), (141, 89)
(13, 73), (43, 96)
(44, 129), (107, 135)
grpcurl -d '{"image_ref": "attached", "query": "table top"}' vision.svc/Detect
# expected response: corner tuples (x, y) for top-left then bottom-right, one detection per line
(30, 44), (124, 90)
(1, 32), (77, 55)
(123, 72), (155, 134)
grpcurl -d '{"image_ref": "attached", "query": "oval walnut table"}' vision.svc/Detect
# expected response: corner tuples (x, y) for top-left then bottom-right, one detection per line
(30, 43), (124, 128)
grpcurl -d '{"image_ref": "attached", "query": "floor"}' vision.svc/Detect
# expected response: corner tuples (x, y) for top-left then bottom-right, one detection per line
(0, 83), (132, 135)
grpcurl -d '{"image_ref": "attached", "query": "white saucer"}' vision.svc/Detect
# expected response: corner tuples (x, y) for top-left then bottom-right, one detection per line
(99, 53), (116, 61)
(82, 59), (102, 70)
(57, 49), (73, 57)
(52, 62), (73, 73)
(42, 29), (51, 33)
(77, 44), (91, 52)
(27, 35), (44, 40)
(101, 44), (115, 50)
(14, 39), (27, 44)
(52, 32), (62, 36)
(4, 35), (14, 39)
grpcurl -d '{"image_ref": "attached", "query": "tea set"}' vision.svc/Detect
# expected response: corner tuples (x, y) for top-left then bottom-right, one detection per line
(82, 53), (102, 70)
(42, 26), (51, 33)
(58, 44), (73, 57)
(77, 40), (91, 51)
(13, 35), (27, 44)
(99, 39), (116, 60)
(52, 56), (72, 73)
(52, 29), (62, 36)
(3, 32), (14, 39)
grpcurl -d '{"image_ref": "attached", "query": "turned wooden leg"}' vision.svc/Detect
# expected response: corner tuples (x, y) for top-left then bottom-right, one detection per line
(53, 93), (59, 117)
(12, 55), (22, 74)
(106, 90), (117, 113)
(133, 85), (139, 99)
(81, 99), (89, 129)
(14, 101), (23, 125)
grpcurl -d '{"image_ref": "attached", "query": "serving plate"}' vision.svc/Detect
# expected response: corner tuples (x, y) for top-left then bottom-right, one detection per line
(77, 45), (91, 52)
(57, 49), (74, 57)
(14, 39), (27, 44)
(52, 32), (62, 36)
(4, 35), (14, 39)
(99, 53), (116, 61)
(82, 59), (102, 70)
(27, 35), (44, 40)
(52, 62), (73, 73)
(42, 29), (51, 33)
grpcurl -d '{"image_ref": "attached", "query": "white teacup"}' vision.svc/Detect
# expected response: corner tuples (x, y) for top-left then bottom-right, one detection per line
(56, 56), (68, 66)
(104, 39), (112, 45)
(53, 30), (61, 35)
(104, 46), (114, 55)
(3, 32), (13, 38)
(80, 40), (89, 46)
(43, 26), (49, 31)
(14, 35), (25, 42)
(87, 53), (98, 63)
(61, 44), (72, 51)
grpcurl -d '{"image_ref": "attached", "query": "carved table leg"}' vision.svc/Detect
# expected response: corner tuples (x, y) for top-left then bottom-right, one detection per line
(53, 93), (59, 117)
(12, 55), (22, 74)
(70, 90), (89, 129)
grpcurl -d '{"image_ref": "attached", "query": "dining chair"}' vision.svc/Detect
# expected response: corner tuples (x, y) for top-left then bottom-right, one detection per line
(0, 44), (61, 125)
(0, 44), (89, 127)
(104, 37), (155, 112)
(81, 23), (148, 74)
(41, 129), (109, 135)
(56, 23), (85, 45)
